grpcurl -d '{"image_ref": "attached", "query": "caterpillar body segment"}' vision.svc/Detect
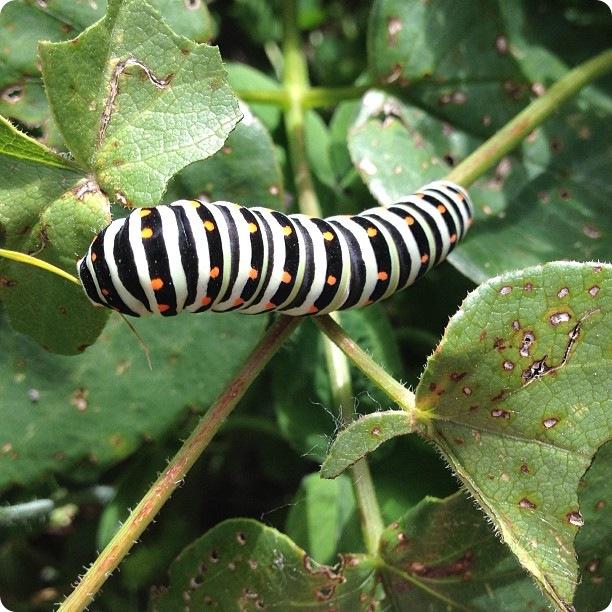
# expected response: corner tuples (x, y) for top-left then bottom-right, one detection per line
(77, 180), (473, 317)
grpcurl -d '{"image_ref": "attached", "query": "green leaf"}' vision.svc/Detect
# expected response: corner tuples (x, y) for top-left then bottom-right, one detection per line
(0, 118), (110, 354)
(364, 2), (612, 282)
(367, 0), (532, 136)
(164, 102), (284, 208)
(0, 310), (267, 490)
(321, 411), (412, 479)
(150, 519), (379, 610)
(573, 441), (612, 612)
(379, 492), (547, 610)
(0, 0), (213, 130)
(417, 261), (611, 608)
(39, 0), (241, 206)
(285, 473), (360, 565)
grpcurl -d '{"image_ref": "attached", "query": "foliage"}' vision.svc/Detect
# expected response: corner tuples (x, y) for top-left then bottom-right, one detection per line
(0, 0), (610, 610)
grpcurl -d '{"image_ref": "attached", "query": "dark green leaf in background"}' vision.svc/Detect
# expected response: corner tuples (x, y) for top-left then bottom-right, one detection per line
(0, 310), (268, 492)
(39, 0), (240, 206)
(150, 518), (379, 610)
(379, 492), (547, 611)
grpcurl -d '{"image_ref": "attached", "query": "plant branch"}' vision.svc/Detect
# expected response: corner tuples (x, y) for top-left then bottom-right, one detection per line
(58, 316), (299, 611)
(281, 0), (384, 554)
(447, 48), (612, 188)
(314, 316), (418, 416)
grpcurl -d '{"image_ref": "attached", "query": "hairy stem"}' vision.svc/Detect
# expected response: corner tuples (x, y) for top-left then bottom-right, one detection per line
(447, 48), (612, 188)
(59, 316), (299, 611)
(282, 0), (384, 554)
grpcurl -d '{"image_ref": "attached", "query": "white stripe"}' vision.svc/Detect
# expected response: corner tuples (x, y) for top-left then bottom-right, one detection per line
(103, 219), (149, 316)
(84, 248), (107, 305)
(128, 210), (158, 312)
(157, 206), (188, 313)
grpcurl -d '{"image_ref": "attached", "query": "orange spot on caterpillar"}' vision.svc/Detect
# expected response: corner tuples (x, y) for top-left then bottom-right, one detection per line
(141, 227), (153, 239)
(204, 220), (215, 232)
(248, 222), (258, 233)
(367, 227), (378, 237)
(308, 305), (318, 314)
(210, 266), (220, 279)
(405, 216), (415, 225)
(327, 275), (337, 286)
(265, 301), (276, 309)
(378, 271), (388, 281)
(91, 252), (97, 262)
(421, 254), (429, 264)
(151, 277), (164, 291)
(190, 201), (201, 208)
(437, 204), (447, 213)
(322, 231), (334, 241)
(415, 193), (425, 199)
(139, 209), (152, 217)
(282, 225), (292, 236)
(281, 271), (292, 283)
(249, 268), (258, 280)
(450, 233), (457, 243)
(158, 304), (170, 313)
(201, 296), (212, 306)
(234, 297), (244, 306)
(101, 288), (110, 296)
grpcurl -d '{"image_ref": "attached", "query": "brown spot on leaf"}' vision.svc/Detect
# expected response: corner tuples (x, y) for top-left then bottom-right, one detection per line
(520, 464), (529, 474)
(387, 17), (403, 45)
(70, 388), (88, 411)
(409, 552), (473, 579)
(588, 285), (600, 297)
(370, 427), (381, 437)
(523, 282), (533, 292)
(595, 500), (605, 510)
(586, 559), (600, 573)
(479, 330), (487, 341)
(462, 386), (472, 396)
(499, 285), (512, 296)
(542, 417), (559, 429)
(450, 372), (467, 382)
(0, 277), (16, 287)
(519, 331), (535, 357)
(512, 320), (520, 331)
(491, 409), (510, 419)
(491, 389), (508, 402)
(567, 511), (584, 527)
(522, 356), (550, 383)
(493, 337), (506, 351)
(1, 84), (23, 103)
(557, 287), (569, 298)
(495, 34), (508, 54)
(236, 532), (247, 545)
(519, 498), (536, 509)
(559, 188), (571, 200)
(582, 224), (601, 239)
(549, 137), (563, 153)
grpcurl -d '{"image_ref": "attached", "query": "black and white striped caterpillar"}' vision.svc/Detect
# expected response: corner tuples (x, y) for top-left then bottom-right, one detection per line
(77, 180), (473, 317)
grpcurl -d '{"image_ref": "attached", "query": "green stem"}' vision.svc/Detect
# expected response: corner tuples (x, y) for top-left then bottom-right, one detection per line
(58, 316), (299, 611)
(234, 88), (289, 107)
(447, 48), (612, 188)
(282, 0), (384, 555)
(314, 316), (419, 419)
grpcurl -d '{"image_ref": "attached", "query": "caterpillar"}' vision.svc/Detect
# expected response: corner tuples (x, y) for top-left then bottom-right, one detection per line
(77, 180), (473, 317)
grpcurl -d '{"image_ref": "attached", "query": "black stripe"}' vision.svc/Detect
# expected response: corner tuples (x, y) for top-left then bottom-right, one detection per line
(239, 207), (264, 303)
(142, 209), (177, 316)
(114, 218), (151, 313)
(250, 210), (275, 307)
(79, 258), (105, 307)
(388, 205), (432, 280)
(193, 204), (224, 310)
(270, 212), (299, 307)
(91, 227), (139, 316)
(310, 218), (342, 311)
(280, 218), (316, 311)
(217, 206), (241, 304)
(363, 213), (412, 289)
(328, 220), (366, 310)
(429, 188), (465, 236)
(172, 204), (200, 309)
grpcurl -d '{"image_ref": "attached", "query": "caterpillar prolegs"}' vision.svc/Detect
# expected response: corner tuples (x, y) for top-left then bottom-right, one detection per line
(77, 180), (473, 317)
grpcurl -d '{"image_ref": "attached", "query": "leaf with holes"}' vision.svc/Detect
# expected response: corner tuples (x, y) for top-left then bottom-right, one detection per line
(379, 492), (547, 610)
(364, 2), (612, 281)
(0, 117), (110, 353)
(149, 519), (379, 610)
(0, 0), (213, 131)
(39, 0), (240, 206)
(417, 261), (611, 609)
